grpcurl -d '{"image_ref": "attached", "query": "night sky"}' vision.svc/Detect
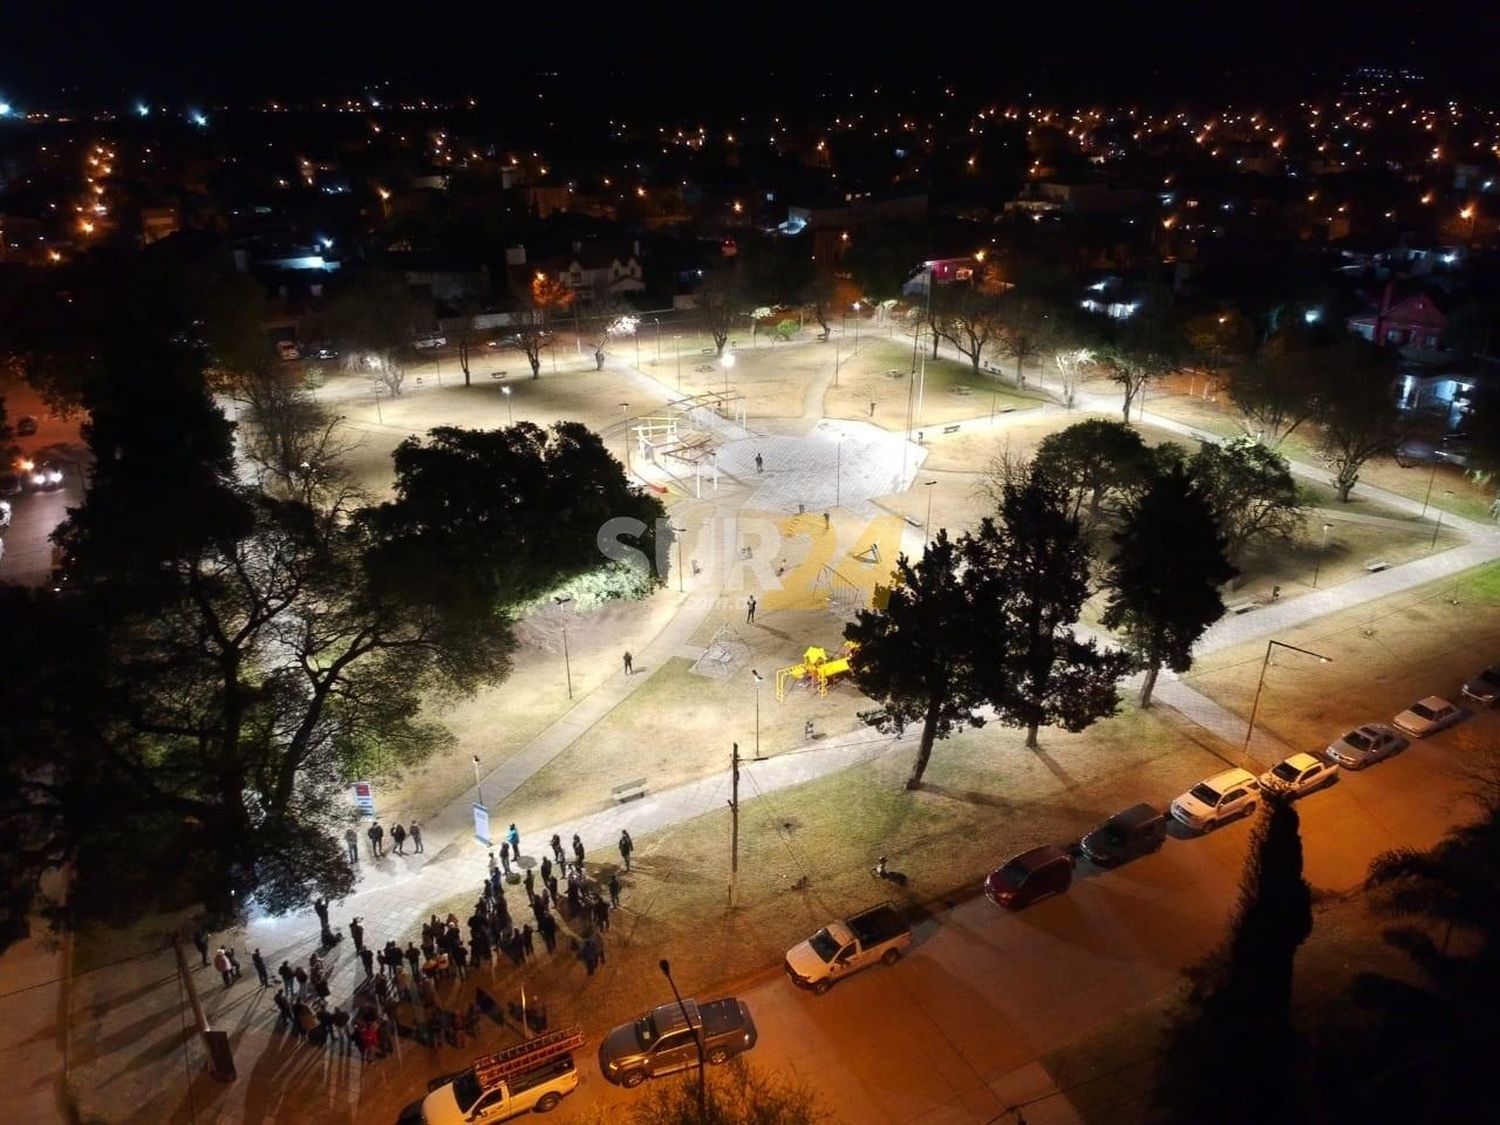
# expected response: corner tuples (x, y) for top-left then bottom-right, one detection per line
(3, 0), (1498, 108)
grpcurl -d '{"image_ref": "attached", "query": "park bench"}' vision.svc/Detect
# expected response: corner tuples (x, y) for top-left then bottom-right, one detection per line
(1365, 559), (1391, 572)
(610, 778), (648, 804)
(943, 424), (961, 434)
(489, 371), (507, 379)
(952, 385), (973, 395)
(886, 369), (906, 378)
(695, 363), (715, 373)
(1224, 598), (1258, 615)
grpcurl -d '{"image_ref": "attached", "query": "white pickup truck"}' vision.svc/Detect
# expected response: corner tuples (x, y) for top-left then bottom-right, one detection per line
(784, 902), (912, 994)
(402, 1027), (582, 1125)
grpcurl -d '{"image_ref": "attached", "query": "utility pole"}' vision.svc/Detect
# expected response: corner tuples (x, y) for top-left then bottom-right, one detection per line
(728, 742), (740, 907)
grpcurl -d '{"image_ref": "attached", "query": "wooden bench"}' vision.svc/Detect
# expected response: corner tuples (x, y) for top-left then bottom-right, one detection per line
(1224, 598), (1258, 615)
(943, 424), (961, 434)
(610, 778), (648, 804)
(1365, 559), (1391, 573)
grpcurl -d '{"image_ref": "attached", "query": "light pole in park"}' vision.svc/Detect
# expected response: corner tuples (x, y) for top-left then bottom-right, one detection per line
(835, 433), (845, 508)
(653, 317), (662, 361)
(1243, 640), (1332, 760)
(472, 754), (484, 806)
(1311, 522), (1333, 588)
(554, 596), (573, 699)
(502, 385), (513, 425)
(923, 479), (937, 543)
(722, 351), (735, 391)
(670, 524), (687, 593)
(751, 670), (764, 759)
(674, 334), (683, 388)
(853, 301), (861, 352)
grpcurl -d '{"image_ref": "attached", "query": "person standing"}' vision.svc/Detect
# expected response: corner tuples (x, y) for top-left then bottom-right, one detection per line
(349, 917), (365, 953)
(593, 898), (610, 931)
(226, 947), (244, 981)
(618, 830), (633, 871)
(391, 823), (407, 855)
(754, 452), (764, 474)
(488, 849), (498, 880)
(506, 822), (521, 856)
(405, 942), (421, 978)
(540, 854), (552, 884)
(499, 840), (512, 874)
(608, 873), (622, 908)
(192, 928), (210, 968)
(368, 821), (384, 858)
(272, 989), (293, 1026)
(410, 821), (423, 854)
(278, 960), (295, 993)
(546, 872), (559, 902)
(572, 834), (585, 868)
(293, 965), (309, 997)
(622, 651), (633, 675)
(344, 827), (360, 864)
(746, 595), (756, 623)
(251, 948), (270, 988)
(550, 834), (565, 865)
(523, 866), (535, 901)
(521, 923), (535, 959)
(213, 947), (233, 988)
(359, 945), (375, 978)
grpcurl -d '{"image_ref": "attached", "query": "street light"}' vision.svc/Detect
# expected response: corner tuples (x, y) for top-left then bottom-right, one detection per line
(835, 434), (845, 508)
(1243, 640), (1333, 760)
(674, 334), (683, 388)
(751, 670), (764, 759)
(1429, 490), (1455, 550)
(852, 301), (861, 352)
(1311, 522), (1334, 588)
(669, 524), (687, 593)
(619, 403), (631, 470)
(923, 480), (937, 543)
(554, 596), (573, 699)
(472, 754), (484, 807)
(653, 317), (662, 362)
(658, 959), (707, 1118)
(502, 385), (513, 425)
(722, 351), (736, 391)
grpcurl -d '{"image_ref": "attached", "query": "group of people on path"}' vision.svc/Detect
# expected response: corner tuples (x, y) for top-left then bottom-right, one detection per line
(345, 819), (423, 863)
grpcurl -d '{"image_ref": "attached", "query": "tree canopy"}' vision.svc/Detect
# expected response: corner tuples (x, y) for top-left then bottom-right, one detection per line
(1032, 418), (1156, 521)
(1187, 435), (1305, 562)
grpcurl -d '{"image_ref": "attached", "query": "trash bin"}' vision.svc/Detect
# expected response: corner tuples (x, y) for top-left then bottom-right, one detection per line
(204, 1029), (236, 1082)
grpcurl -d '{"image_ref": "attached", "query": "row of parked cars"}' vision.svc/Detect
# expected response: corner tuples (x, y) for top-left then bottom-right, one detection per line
(970, 668), (1500, 913)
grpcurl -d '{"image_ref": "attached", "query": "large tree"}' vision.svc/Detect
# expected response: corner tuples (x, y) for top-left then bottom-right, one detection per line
(699, 268), (744, 357)
(1154, 796), (1314, 1124)
(933, 275), (1005, 375)
(1102, 464), (1236, 706)
(1312, 338), (1404, 502)
(1032, 418), (1156, 521)
(978, 474), (1124, 748)
(230, 367), (358, 503)
(364, 422), (666, 611)
(312, 265), (431, 396)
(845, 531), (990, 789)
(1188, 435), (1305, 562)
(509, 272), (576, 379)
(1100, 346), (1176, 423)
(1227, 324), (1325, 446)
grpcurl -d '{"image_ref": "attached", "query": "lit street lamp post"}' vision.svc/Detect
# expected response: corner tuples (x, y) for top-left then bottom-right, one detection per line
(653, 317), (662, 362)
(722, 351), (735, 391)
(502, 385), (513, 425)
(1311, 522), (1334, 588)
(472, 754), (484, 807)
(923, 479), (937, 543)
(658, 960), (707, 1118)
(674, 334), (683, 388)
(853, 301), (861, 352)
(669, 524), (687, 593)
(1243, 639), (1333, 760)
(751, 670), (764, 759)
(554, 596), (573, 699)
(835, 434), (844, 508)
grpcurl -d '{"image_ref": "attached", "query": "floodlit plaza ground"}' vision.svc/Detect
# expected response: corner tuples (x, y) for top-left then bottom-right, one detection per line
(38, 323), (1500, 1123)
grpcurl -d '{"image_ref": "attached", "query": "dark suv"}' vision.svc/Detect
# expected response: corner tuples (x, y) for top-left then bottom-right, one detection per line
(1080, 803), (1168, 866)
(598, 998), (757, 1088)
(984, 844), (1074, 909)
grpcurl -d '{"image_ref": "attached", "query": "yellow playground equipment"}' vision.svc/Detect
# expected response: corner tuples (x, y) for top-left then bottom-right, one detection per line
(776, 643), (858, 702)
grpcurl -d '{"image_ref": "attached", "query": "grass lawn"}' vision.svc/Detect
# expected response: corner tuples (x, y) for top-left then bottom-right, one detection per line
(663, 339), (831, 423)
(825, 339), (1038, 432)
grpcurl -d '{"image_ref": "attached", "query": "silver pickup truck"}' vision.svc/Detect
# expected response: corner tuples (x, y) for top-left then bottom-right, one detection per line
(784, 902), (912, 994)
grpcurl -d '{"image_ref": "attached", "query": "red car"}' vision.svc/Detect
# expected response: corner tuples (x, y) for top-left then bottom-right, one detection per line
(984, 845), (1075, 909)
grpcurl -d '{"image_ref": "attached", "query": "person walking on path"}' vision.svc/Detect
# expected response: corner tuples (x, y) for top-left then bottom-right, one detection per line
(623, 651), (633, 675)
(368, 821), (384, 858)
(344, 827), (360, 864)
(572, 834), (585, 868)
(349, 917), (364, 953)
(550, 834), (565, 865)
(359, 946), (375, 978)
(252, 948), (270, 987)
(507, 823), (521, 856)
(754, 452), (764, 474)
(391, 823), (407, 855)
(618, 830), (633, 871)
(213, 947), (233, 988)
(192, 928), (210, 968)
(608, 873), (622, 908)
(410, 821), (423, 853)
(746, 594), (756, 623)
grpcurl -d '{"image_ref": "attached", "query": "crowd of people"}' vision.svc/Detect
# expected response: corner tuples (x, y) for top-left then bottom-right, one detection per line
(192, 824), (639, 1063)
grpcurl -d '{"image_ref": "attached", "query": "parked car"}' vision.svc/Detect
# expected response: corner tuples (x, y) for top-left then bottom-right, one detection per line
(308, 341), (340, 361)
(1324, 723), (1406, 769)
(984, 844), (1075, 909)
(414, 333), (447, 350)
(1079, 803), (1168, 866)
(15, 415), (38, 436)
(403, 1027), (582, 1124)
(1393, 696), (1462, 739)
(1169, 768), (1261, 831)
(1461, 664), (1500, 709)
(598, 998), (757, 1088)
(785, 903), (911, 994)
(1258, 752), (1338, 798)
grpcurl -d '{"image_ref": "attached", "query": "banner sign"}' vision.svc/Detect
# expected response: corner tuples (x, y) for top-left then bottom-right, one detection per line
(352, 781), (376, 819)
(473, 802), (491, 846)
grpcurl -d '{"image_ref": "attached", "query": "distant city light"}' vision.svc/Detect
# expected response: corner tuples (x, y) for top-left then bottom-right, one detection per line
(0, 102), (12, 117)
(189, 110), (208, 127)
(1304, 308), (1322, 324)
(136, 102), (150, 117)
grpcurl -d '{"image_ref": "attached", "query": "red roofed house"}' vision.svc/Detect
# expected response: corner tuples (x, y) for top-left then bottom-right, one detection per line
(1347, 282), (1447, 356)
